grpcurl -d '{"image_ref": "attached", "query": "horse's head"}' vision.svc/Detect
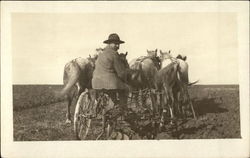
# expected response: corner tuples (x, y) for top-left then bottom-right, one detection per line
(118, 52), (142, 86)
(176, 54), (187, 61)
(118, 52), (129, 68)
(147, 49), (158, 58)
(88, 54), (98, 68)
(159, 50), (176, 68)
(87, 48), (103, 68)
(96, 47), (104, 55)
(146, 49), (162, 70)
(159, 50), (172, 61)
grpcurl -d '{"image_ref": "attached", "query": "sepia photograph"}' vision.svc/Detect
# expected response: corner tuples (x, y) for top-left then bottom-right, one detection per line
(1, 1), (249, 158)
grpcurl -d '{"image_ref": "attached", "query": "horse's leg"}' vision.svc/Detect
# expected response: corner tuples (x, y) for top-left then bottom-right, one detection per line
(66, 85), (80, 124)
(77, 87), (85, 100)
(168, 89), (175, 125)
(175, 90), (181, 118)
(180, 87), (188, 119)
(65, 94), (73, 124)
(173, 86), (180, 117)
(150, 92), (157, 115)
(177, 81), (185, 117)
(130, 90), (138, 110)
(128, 92), (133, 105)
(135, 91), (140, 108)
(67, 84), (84, 124)
(159, 91), (164, 114)
(181, 84), (189, 118)
(155, 91), (160, 115)
(160, 90), (168, 129)
(148, 90), (154, 114)
(140, 89), (145, 108)
(144, 89), (151, 114)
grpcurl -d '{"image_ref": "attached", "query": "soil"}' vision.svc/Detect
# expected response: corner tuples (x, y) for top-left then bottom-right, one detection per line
(13, 85), (240, 141)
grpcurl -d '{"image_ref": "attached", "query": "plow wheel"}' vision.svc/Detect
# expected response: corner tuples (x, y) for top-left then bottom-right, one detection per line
(75, 116), (92, 140)
(74, 91), (94, 140)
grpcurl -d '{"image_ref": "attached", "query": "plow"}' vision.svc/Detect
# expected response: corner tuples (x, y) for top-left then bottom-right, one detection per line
(74, 87), (197, 140)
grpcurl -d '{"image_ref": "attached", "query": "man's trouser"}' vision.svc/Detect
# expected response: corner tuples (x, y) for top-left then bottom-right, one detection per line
(108, 89), (129, 112)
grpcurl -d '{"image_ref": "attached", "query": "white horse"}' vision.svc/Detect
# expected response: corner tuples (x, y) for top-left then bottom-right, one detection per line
(158, 50), (198, 124)
(57, 48), (103, 124)
(128, 49), (161, 114)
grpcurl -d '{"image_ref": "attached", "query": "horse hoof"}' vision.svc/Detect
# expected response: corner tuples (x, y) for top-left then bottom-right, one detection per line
(65, 119), (72, 124)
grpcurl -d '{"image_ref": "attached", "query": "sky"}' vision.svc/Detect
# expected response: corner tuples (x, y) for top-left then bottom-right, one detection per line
(12, 13), (238, 85)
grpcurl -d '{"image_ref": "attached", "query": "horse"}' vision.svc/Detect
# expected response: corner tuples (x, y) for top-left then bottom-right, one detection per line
(159, 50), (198, 87)
(118, 52), (129, 69)
(173, 55), (198, 119)
(156, 50), (198, 125)
(128, 49), (161, 114)
(59, 56), (98, 124)
(155, 62), (180, 125)
(57, 49), (103, 124)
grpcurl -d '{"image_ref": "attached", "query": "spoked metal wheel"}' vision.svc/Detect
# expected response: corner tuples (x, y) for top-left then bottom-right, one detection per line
(75, 115), (92, 140)
(74, 91), (93, 140)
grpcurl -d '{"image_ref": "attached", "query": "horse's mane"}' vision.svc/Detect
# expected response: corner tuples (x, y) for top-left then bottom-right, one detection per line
(150, 56), (161, 70)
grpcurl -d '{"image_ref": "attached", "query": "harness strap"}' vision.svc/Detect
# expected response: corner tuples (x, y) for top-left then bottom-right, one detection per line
(135, 56), (147, 62)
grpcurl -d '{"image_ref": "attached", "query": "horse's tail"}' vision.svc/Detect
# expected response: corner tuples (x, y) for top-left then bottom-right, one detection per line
(176, 63), (199, 86)
(57, 61), (80, 97)
(177, 63), (189, 85)
(188, 80), (199, 86)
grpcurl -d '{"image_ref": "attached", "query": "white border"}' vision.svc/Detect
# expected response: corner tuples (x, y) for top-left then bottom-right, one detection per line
(1, 1), (249, 158)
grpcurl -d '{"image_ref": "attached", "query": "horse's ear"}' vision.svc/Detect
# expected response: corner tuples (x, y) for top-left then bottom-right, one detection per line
(89, 55), (91, 58)
(169, 50), (171, 54)
(183, 56), (187, 61)
(155, 51), (158, 56)
(147, 49), (149, 53)
(160, 50), (163, 55)
(155, 49), (158, 52)
(125, 52), (128, 56)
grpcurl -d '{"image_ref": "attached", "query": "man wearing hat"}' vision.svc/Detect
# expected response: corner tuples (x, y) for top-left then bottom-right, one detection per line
(92, 33), (129, 112)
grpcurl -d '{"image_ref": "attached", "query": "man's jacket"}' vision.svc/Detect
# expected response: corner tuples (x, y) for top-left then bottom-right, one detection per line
(92, 46), (129, 90)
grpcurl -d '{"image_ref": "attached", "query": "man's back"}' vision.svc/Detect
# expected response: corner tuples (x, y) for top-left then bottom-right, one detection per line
(92, 46), (128, 90)
(94, 47), (116, 74)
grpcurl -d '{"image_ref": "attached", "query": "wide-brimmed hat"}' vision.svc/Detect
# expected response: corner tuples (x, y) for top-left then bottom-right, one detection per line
(103, 33), (125, 44)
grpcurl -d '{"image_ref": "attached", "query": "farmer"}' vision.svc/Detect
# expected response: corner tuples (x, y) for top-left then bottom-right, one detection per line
(92, 33), (130, 112)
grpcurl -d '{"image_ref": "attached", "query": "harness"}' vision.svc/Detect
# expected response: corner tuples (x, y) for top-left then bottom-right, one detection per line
(135, 56), (161, 70)
(135, 56), (150, 62)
